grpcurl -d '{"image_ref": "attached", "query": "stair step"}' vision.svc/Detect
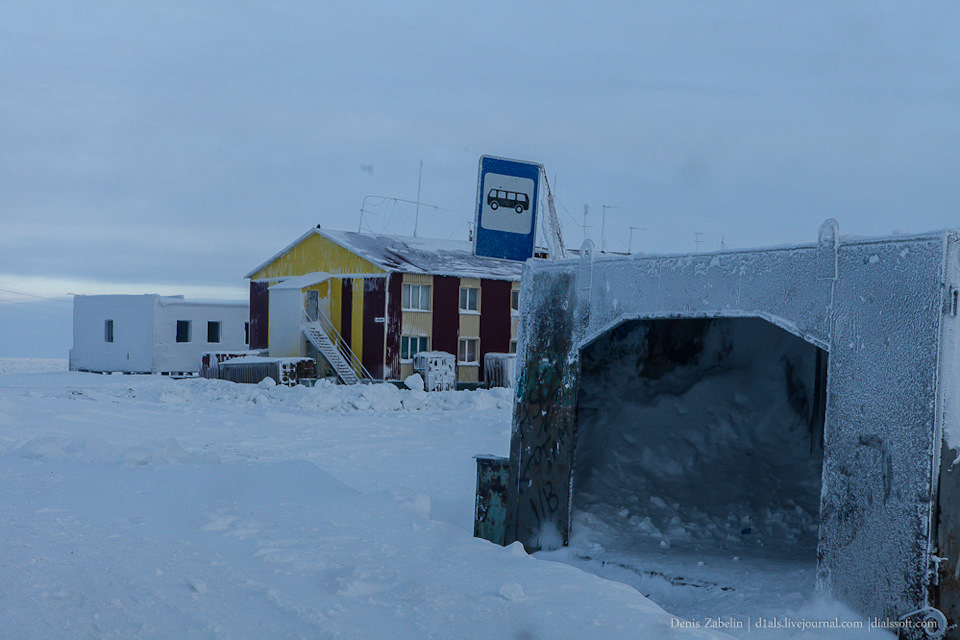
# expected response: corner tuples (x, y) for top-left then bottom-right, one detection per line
(302, 321), (361, 385)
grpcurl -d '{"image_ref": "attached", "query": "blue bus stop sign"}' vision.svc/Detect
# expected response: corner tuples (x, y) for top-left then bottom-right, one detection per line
(474, 156), (540, 261)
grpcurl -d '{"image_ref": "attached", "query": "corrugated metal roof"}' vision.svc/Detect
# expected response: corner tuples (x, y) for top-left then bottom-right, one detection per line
(247, 228), (524, 281)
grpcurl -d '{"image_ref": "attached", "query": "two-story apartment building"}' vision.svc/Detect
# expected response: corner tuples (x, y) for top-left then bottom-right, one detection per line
(245, 227), (522, 383)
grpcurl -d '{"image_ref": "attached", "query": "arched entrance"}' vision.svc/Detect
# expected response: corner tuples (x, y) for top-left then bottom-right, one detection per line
(569, 316), (827, 619)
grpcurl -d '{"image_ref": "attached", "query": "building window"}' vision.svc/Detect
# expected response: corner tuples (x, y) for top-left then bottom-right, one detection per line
(207, 321), (221, 343)
(244, 322), (250, 345)
(401, 335), (429, 360)
(402, 284), (431, 311)
(104, 320), (114, 343)
(176, 320), (192, 343)
(458, 338), (478, 364)
(509, 340), (517, 354)
(459, 286), (479, 312)
(511, 289), (520, 314)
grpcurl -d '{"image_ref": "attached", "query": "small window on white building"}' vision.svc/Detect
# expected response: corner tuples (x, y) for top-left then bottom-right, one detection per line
(176, 320), (192, 343)
(402, 284), (431, 311)
(509, 340), (517, 354)
(104, 319), (114, 343)
(459, 286), (479, 312)
(207, 321), (221, 343)
(244, 322), (250, 345)
(511, 289), (520, 314)
(458, 338), (478, 364)
(401, 335), (429, 360)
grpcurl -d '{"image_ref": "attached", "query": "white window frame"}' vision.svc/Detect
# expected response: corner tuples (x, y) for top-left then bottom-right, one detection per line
(459, 286), (480, 313)
(400, 335), (429, 361)
(510, 289), (520, 316)
(458, 338), (479, 365)
(402, 283), (431, 311)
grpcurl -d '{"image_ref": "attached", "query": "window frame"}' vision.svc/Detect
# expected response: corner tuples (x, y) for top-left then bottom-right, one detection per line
(400, 335), (429, 361)
(207, 321), (222, 344)
(401, 283), (431, 311)
(104, 319), (114, 343)
(459, 286), (480, 313)
(244, 322), (250, 345)
(458, 337), (479, 365)
(176, 320), (192, 343)
(510, 289), (520, 315)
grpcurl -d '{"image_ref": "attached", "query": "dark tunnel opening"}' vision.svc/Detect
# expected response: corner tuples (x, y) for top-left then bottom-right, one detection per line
(567, 317), (828, 621)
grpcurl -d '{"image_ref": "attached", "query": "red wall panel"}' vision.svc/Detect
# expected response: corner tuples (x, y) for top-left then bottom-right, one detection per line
(431, 275), (460, 356)
(479, 279), (512, 382)
(362, 278), (386, 379)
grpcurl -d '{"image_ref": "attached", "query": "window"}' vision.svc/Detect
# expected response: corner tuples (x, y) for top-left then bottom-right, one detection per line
(244, 322), (250, 345)
(401, 335), (429, 360)
(511, 289), (520, 314)
(458, 338), (478, 364)
(509, 340), (517, 354)
(176, 320), (191, 343)
(402, 284), (431, 311)
(104, 320), (114, 343)
(207, 321), (221, 344)
(459, 286), (479, 312)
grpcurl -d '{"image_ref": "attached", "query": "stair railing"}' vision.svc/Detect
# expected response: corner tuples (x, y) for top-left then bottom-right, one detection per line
(300, 306), (374, 382)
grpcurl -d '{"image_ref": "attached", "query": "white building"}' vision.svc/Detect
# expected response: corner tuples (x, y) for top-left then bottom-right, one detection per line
(69, 295), (250, 374)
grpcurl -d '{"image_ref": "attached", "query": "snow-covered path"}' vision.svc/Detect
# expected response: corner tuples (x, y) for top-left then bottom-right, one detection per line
(0, 364), (892, 638)
(0, 368), (730, 639)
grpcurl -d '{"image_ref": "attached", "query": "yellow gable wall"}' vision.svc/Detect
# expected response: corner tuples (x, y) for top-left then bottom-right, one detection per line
(249, 232), (385, 280)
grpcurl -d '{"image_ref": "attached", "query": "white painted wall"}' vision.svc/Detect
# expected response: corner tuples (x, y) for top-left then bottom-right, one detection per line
(153, 299), (250, 372)
(69, 295), (156, 372)
(69, 295), (249, 373)
(268, 288), (304, 358)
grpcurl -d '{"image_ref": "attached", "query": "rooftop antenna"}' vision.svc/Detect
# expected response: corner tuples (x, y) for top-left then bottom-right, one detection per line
(414, 160), (423, 237)
(601, 205), (620, 253)
(583, 204), (590, 243)
(359, 195), (439, 235)
(721, 234), (727, 250)
(540, 168), (567, 259)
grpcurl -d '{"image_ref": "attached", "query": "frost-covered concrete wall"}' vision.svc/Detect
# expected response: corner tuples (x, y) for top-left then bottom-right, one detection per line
(152, 298), (249, 373)
(70, 295), (156, 373)
(70, 295), (248, 374)
(268, 287), (305, 358)
(506, 226), (960, 624)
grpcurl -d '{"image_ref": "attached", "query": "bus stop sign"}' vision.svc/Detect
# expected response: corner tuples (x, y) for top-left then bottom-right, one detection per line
(474, 156), (540, 261)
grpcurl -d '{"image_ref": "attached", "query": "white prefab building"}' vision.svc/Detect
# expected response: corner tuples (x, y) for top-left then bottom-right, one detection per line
(69, 295), (250, 374)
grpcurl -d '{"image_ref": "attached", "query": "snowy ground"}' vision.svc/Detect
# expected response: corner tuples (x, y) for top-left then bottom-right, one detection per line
(0, 360), (891, 638)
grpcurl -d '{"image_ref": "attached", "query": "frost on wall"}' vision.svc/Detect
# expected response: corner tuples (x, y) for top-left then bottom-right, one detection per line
(572, 317), (825, 557)
(509, 267), (580, 550)
(507, 229), (959, 623)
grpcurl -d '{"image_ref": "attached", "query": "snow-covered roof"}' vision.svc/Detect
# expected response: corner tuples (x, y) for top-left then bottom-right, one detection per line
(157, 296), (247, 308)
(319, 229), (523, 280)
(270, 271), (388, 291)
(247, 227), (524, 281)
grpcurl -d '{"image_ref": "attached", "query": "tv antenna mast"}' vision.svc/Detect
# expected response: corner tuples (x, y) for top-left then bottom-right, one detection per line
(540, 169), (567, 259)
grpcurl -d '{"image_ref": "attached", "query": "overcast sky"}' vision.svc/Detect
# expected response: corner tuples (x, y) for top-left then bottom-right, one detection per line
(1, 1), (958, 357)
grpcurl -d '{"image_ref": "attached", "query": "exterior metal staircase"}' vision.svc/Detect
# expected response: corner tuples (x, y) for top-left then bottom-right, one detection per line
(301, 309), (371, 385)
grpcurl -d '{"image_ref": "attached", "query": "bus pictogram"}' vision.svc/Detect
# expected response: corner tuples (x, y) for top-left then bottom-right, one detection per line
(487, 189), (530, 214)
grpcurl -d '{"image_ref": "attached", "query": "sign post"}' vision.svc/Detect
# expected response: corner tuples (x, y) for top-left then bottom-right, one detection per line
(473, 156), (540, 261)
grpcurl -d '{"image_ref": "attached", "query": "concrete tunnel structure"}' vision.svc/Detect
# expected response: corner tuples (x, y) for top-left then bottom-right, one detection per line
(477, 221), (960, 635)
